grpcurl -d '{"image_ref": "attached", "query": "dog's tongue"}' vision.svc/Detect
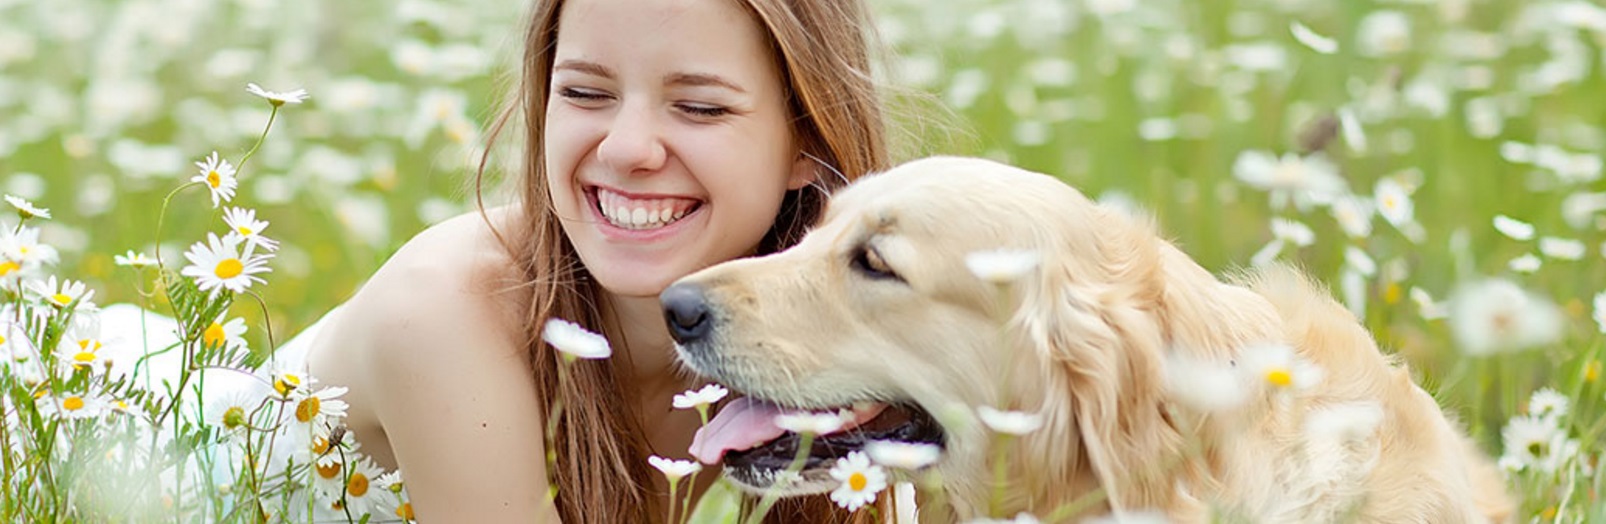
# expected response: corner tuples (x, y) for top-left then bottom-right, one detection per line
(688, 397), (888, 465)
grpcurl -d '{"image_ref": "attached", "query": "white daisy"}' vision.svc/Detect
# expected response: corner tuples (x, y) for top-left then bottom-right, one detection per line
(1447, 278), (1563, 356)
(828, 451), (886, 511)
(672, 383), (729, 410)
(1231, 151), (1345, 210)
(339, 456), (386, 517)
(1328, 194), (1374, 239)
(1289, 21), (1337, 54)
(5, 194), (50, 220)
(287, 386), (350, 434)
(113, 250), (154, 268)
(1238, 344), (1323, 393)
(190, 152), (238, 208)
(37, 392), (111, 420)
(267, 361), (317, 398)
(1508, 253), (1541, 274)
(1373, 177), (1414, 229)
(1538, 237), (1584, 260)
(774, 410), (848, 435)
(864, 440), (942, 470)
(246, 83), (310, 106)
(200, 313), (249, 351)
(1344, 246), (1377, 277)
(1164, 354), (1247, 414)
(204, 388), (269, 439)
(976, 406), (1044, 435)
(647, 455), (703, 481)
(1410, 287), (1449, 321)
(1528, 388), (1569, 423)
(1492, 215), (1534, 241)
(222, 206), (279, 251)
(1593, 290), (1606, 334)
(29, 276), (96, 311)
(0, 225), (59, 270)
(1501, 414), (1576, 474)
(55, 335), (107, 375)
(179, 232), (272, 297)
(1272, 218), (1316, 247)
(541, 318), (611, 359)
(964, 249), (1041, 283)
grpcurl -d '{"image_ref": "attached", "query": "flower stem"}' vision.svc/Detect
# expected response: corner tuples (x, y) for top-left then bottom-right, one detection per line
(745, 432), (814, 524)
(235, 106), (279, 177)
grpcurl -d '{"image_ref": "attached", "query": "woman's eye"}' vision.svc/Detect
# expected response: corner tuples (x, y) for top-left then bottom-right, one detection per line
(676, 103), (731, 118)
(557, 87), (610, 103)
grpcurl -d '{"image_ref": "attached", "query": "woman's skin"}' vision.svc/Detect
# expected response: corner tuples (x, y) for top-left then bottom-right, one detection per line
(306, 0), (818, 520)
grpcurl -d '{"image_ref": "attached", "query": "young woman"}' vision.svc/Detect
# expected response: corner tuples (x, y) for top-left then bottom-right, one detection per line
(304, 0), (892, 521)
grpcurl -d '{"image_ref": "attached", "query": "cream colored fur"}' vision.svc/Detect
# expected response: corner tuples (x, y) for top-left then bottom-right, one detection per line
(673, 156), (1512, 523)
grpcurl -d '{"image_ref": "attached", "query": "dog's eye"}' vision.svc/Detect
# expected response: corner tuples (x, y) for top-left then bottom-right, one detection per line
(852, 246), (900, 281)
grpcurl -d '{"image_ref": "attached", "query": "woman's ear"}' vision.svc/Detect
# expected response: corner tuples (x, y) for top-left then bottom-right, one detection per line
(787, 153), (818, 191)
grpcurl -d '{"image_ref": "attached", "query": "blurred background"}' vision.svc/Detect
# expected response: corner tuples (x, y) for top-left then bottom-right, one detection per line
(2, 0), (1605, 516)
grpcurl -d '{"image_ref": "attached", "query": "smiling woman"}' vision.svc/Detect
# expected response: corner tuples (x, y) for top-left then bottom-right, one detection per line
(301, 0), (893, 522)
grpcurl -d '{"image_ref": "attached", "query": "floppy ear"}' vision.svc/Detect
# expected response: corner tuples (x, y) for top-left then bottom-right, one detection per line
(1013, 208), (1203, 516)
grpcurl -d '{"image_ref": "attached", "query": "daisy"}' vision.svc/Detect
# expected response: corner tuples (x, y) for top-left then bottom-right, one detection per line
(1328, 194), (1374, 239)
(29, 276), (96, 311)
(964, 249), (1041, 283)
(1508, 253), (1541, 274)
(1593, 290), (1606, 334)
(5, 195), (50, 220)
(1250, 218), (1315, 267)
(204, 388), (269, 439)
(287, 385), (350, 434)
(1238, 344), (1323, 393)
(1373, 177), (1414, 229)
(672, 383), (729, 412)
(335, 456), (385, 518)
(1289, 21), (1337, 54)
(113, 250), (154, 268)
(1528, 388), (1569, 423)
(647, 455), (703, 481)
(1410, 287), (1449, 321)
(191, 152), (238, 208)
(37, 392), (111, 420)
(1500, 415), (1576, 474)
(1163, 354), (1247, 414)
(1492, 215), (1534, 241)
(976, 406), (1043, 435)
(541, 318), (611, 359)
(179, 232), (273, 297)
(55, 335), (107, 374)
(222, 206), (280, 251)
(828, 451), (886, 511)
(1231, 151), (1345, 210)
(864, 440), (942, 470)
(201, 313), (249, 351)
(267, 361), (317, 397)
(0, 225), (60, 269)
(1538, 237), (1585, 260)
(1447, 278), (1562, 356)
(246, 83), (310, 106)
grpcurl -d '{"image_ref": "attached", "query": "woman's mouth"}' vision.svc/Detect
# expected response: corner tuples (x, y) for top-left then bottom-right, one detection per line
(590, 186), (704, 231)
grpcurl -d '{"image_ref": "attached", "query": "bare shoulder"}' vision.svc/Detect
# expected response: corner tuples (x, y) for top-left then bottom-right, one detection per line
(306, 206), (558, 521)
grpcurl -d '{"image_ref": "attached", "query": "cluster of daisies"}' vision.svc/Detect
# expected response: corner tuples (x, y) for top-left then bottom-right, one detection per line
(1, 84), (417, 523)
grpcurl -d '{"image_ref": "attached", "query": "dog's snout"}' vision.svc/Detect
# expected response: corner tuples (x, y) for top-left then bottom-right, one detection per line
(661, 283), (713, 345)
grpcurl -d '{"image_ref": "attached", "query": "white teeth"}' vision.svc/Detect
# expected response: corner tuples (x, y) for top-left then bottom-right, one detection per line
(596, 188), (697, 230)
(631, 207), (648, 225)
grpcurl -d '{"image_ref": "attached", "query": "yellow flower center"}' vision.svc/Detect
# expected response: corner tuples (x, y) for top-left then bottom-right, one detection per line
(1529, 441), (1548, 458)
(1383, 283), (1402, 305)
(1265, 368), (1293, 387)
(223, 406), (246, 429)
(848, 472), (868, 492)
(63, 396), (85, 411)
(207, 171), (221, 188)
(347, 472), (370, 497)
(316, 462), (342, 480)
(237, 226), (254, 236)
(296, 396), (321, 423)
(0, 261), (19, 276)
(73, 351), (96, 364)
(311, 436), (331, 455)
(1586, 361), (1601, 383)
(1382, 195), (1399, 211)
(52, 293), (73, 306)
(275, 374), (302, 396)
(0, 334), (6, 345)
(214, 258), (244, 279)
(396, 503), (414, 520)
(204, 322), (226, 348)
(115, 400), (128, 411)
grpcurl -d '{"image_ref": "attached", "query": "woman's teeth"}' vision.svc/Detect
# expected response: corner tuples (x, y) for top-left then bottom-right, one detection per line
(596, 188), (699, 230)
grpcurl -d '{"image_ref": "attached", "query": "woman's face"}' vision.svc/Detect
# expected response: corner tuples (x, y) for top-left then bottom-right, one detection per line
(545, 0), (813, 298)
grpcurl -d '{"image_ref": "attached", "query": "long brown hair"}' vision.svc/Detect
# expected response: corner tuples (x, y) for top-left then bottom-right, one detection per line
(477, 0), (891, 521)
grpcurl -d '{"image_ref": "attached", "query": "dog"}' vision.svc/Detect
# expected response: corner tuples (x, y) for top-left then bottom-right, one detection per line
(662, 156), (1512, 522)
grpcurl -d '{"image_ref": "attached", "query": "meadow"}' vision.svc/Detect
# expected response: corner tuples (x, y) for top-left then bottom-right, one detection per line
(2, 0), (1604, 521)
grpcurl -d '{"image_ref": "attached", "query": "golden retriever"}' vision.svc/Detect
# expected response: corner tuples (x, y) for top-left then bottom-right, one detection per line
(662, 156), (1512, 522)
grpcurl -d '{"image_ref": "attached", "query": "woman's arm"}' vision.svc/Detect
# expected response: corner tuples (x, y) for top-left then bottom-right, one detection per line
(314, 212), (560, 522)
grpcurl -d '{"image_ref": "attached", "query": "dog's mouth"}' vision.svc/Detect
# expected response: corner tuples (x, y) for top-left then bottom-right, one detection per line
(689, 396), (945, 493)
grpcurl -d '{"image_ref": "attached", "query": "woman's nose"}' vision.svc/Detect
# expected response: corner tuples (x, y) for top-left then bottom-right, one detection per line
(596, 100), (668, 174)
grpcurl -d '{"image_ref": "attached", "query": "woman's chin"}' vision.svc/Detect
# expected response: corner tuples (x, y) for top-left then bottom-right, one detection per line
(591, 270), (679, 300)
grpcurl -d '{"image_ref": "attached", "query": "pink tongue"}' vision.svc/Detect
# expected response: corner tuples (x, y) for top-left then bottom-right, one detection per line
(688, 397), (889, 465)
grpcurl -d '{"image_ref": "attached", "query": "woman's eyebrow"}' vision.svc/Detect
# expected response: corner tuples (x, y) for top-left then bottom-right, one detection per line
(554, 59), (615, 78)
(665, 72), (747, 94)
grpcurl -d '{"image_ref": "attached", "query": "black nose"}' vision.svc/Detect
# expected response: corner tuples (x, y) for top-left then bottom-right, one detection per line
(660, 283), (713, 345)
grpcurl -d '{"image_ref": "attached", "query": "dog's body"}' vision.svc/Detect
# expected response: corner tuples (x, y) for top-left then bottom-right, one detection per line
(665, 157), (1511, 522)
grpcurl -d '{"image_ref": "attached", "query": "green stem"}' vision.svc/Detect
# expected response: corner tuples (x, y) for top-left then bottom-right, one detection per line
(235, 106), (279, 177)
(745, 432), (814, 524)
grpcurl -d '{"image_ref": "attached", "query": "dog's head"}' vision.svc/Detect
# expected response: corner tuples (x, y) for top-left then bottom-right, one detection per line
(664, 156), (1270, 515)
